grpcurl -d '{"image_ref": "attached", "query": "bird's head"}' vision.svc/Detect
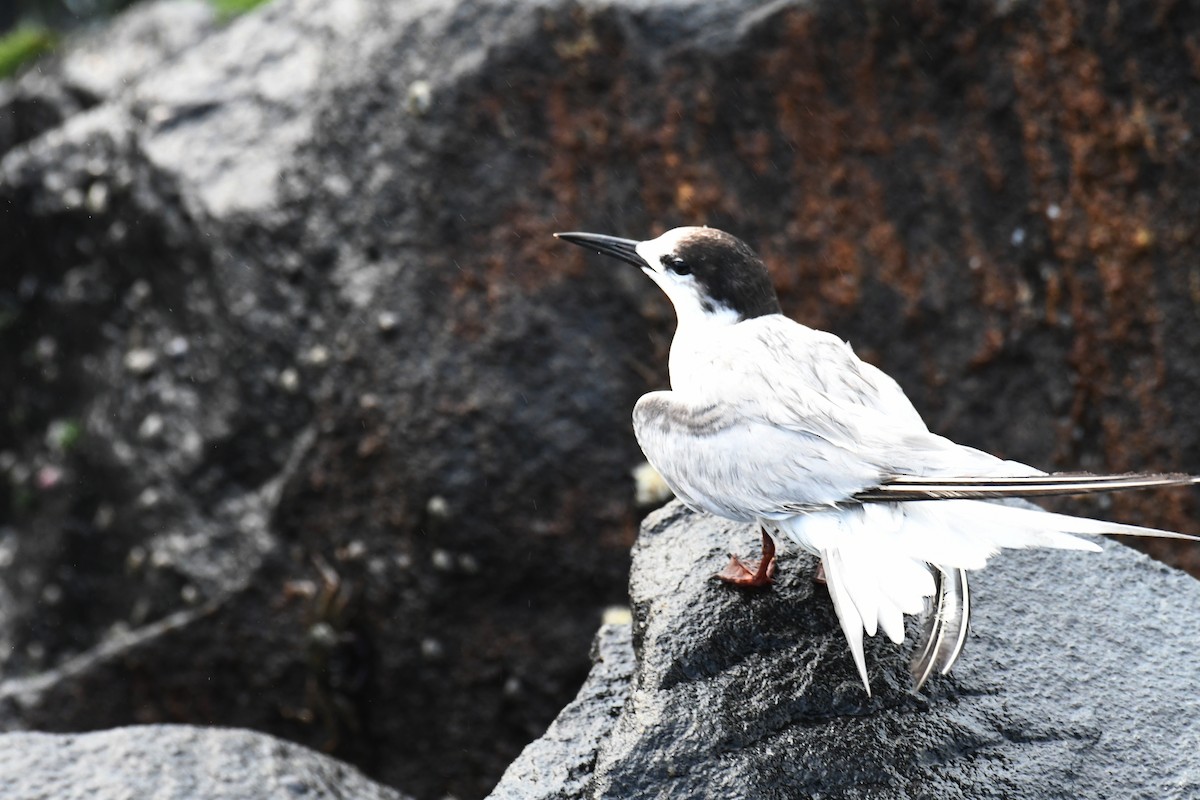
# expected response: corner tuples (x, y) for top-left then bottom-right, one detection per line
(555, 226), (781, 324)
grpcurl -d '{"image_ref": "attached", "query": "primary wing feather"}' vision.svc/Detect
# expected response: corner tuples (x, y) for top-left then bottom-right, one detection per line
(857, 472), (1200, 501)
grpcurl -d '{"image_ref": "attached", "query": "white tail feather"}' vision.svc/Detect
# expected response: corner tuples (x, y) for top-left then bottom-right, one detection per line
(775, 497), (1194, 691)
(777, 498), (1199, 691)
(821, 548), (871, 694)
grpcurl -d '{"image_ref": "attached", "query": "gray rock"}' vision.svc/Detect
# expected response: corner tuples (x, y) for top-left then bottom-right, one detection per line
(489, 623), (636, 800)
(0, 725), (413, 800)
(493, 502), (1200, 798)
(61, 0), (217, 102)
(0, 0), (217, 157)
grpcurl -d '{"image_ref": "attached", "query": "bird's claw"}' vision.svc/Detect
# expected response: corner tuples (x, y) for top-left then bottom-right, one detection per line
(716, 528), (777, 587)
(716, 553), (776, 587)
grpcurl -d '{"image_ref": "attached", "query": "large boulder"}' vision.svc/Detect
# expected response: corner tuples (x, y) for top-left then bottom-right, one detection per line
(0, 724), (413, 800)
(3, 0), (1200, 798)
(491, 502), (1200, 798)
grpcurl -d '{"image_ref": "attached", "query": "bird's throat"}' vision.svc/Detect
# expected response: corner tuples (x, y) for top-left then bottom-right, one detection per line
(668, 314), (739, 393)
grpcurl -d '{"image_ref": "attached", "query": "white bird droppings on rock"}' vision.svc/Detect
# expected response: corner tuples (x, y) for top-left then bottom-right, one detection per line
(164, 336), (190, 357)
(420, 638), (444, 660)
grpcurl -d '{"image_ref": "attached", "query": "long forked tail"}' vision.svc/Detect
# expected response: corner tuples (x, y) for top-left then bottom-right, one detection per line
(911, 567), (970, 690)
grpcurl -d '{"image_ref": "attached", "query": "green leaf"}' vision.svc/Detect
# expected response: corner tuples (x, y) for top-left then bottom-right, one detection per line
(210, 0), (274, 22)
(0, 26), (57, 80)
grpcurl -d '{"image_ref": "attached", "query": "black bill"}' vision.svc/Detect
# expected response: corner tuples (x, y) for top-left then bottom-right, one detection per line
(554, 232), (646, 268)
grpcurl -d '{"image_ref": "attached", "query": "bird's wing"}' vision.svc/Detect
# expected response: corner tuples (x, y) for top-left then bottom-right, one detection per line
(633, 317), (1004, 516)
(639, 316), (1200, 517)
(711, 318), (1009, 474)
(702, 319), (1200, 496)
(633, 390), (886, 518)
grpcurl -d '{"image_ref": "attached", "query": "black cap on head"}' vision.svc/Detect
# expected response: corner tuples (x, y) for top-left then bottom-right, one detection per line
(664, 228), (782, 320)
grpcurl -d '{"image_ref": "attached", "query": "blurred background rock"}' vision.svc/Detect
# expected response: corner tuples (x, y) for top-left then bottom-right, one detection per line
(2, 1), (1199, 799)
(0, 0), (266, 79)
(2, 0), (138, 33)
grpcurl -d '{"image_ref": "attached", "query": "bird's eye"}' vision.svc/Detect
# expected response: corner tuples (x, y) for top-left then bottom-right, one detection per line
(663, 255), (692, 276)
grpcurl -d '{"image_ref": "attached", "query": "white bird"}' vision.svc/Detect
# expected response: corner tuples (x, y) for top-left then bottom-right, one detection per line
(556, 226), (1200, 694)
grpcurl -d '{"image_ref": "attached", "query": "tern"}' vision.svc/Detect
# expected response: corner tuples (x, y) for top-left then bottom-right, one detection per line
(556, 225), (1200, 694)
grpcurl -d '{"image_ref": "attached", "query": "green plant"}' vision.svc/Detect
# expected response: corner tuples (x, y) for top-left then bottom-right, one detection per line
(0, 25), (57, 80)
(210, 0), (273, 22)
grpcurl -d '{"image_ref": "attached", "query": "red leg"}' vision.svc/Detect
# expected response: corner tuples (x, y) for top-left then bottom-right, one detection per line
(813, 559), (826, 585)
(717, 527), (777, 587)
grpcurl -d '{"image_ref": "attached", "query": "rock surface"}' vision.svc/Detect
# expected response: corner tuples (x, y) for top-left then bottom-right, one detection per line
(0, 0), (218, 156)
(0, 725), (412, 800)
(488, 622), (636, 800)
(3, 0), (1200, 798)
(492, 502), (1200, 799)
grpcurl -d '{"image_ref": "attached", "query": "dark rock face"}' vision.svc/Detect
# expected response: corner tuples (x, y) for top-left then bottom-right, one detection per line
(493, 502), (1200, 799)
(3, 0), (1200, 798)
(1, 2), (645, 798)
(0, 725), (413, 800)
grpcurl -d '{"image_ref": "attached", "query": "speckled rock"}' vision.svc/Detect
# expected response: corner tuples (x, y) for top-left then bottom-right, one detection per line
(492, 502), (1200, 799)
(0, 0), (217, 156)
(488, 623), (635, 800)
(0, 725), (412, 800)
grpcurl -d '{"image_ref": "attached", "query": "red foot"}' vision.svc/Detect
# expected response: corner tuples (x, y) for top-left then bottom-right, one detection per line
(717, 528), (777, 588)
